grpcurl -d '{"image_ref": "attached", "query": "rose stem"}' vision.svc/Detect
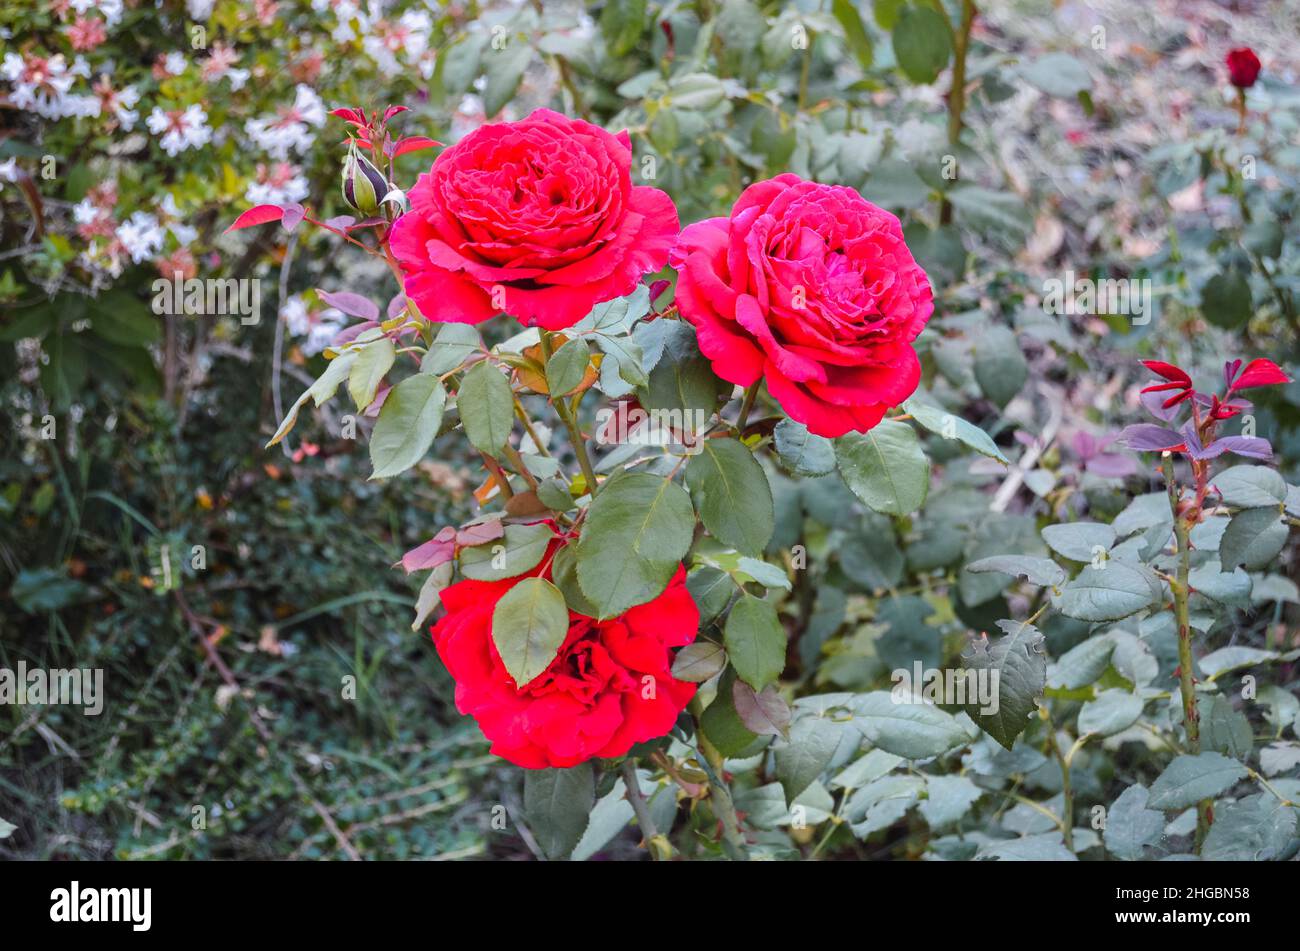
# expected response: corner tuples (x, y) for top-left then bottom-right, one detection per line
(735, 382), (759, 434)
(939, 0), (977, 226)
(621, 759), (672, 860)
(539, 329), (601, 496)
(1162, 451), (1212, 850)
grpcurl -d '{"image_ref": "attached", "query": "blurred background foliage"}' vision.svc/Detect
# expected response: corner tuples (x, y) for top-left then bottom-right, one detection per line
(2, 0), (1299, 859)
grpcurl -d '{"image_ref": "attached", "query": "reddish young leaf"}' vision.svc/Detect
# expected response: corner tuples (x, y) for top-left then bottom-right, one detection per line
(391, 136), (443, 158)
(1230, 358), (1291, 392)
(224, 204), (285, 233)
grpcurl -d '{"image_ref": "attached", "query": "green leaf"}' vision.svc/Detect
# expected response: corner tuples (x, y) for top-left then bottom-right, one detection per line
(347, 336), (396, 411)
(891, 4), (951, 83)
(724, 595), (787, 690)
(1055, 561), (1162, 622)
(1199, 695), (1253, 759)
(546, 338), (590, 397)
(421, 323), (480, 375)
(902, 398), (1008, 463)
(965, 556), (1066, 588)
(1219, 507), (1287, 571)
(492, 577), (570, 687)
(1103, 785), (1164, 860)
(852, 691), (971, 759)
(369, 373), (447, 479)
(11, 567), (88, 613)
(411, 562), (453, 632)
(918, 774), (983, 829)
(1198, 645), (1279, 678)
(972, 325), (1028, 407)
(1147, 752), (1248, 811)
(1019, 52), (1092, 97)
(963, 619), (1048, 750)
(575, 470), (695, 617)
(699, 668), (761, 757)
(460, 522), (553, 581)
(686, 566), (733, 623)
(1212, 465), (1286, 509)
(457, 360), (515, 456)
(1078, 689), (1143, 737)
(268, 352), (357, 447)
(671, 640), (727, 683)
(773, 418), (837, 476)
(686, 438), (774, 556)
(482, 42), (533, 118)
(776, 715), (841, 806)
(832, 0), (874, 70)
(524, 764), (595, 860)
(947, 187), (1034, 241)
(639, 322), (723, 433)
(549, 543), (600, 616)
(667, 72), (727, 110)
(1200, 270), (1252, 329)
(832, 749), (903, 790)
(89, 291), (161, 346)
(1041, 521), (1116, 562)
(1201, 795), (1298, 861)
(835, 419), (930, 515)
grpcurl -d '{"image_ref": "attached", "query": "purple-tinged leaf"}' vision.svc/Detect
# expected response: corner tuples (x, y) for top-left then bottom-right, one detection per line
(457, 520), (505, 547)
(401, 527), (456, 572)
(1086, 453), (1139, 478)
(1140, 388), (1185, 423)
(1223, 359), (1242, 390)
(280, 201), (305, 232)
(331, 320), (379, 346)
(1212, 436), (1273, 460)
(364, 382), (391, 418)
(1180, 424), (1225, 461)
(1117, 424), (1185, 452)
(323, 215), (356, 230)
(318, 290), (379, 321)
(388, 294), (408, 319)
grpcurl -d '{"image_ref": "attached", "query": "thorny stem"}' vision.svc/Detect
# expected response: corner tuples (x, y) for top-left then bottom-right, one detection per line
(621, 759), (672, 859)
(1162, 452), (1213, 850)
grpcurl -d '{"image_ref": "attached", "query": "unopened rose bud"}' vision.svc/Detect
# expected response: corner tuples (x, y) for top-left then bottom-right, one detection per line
(341, 147), (389, 216)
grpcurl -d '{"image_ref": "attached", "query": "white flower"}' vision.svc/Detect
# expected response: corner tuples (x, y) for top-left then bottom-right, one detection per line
(187, 0), (216, 19)
(164, 51), (187, 76)
(70, 56), (92, 78)
(147, 104), (211, 156)
(116, 211), (165, 263)
(73, 197), (101, 224)
(244, 85), (326, 159)
(226, 67), (249, 90)
(0, 158), (19, 185)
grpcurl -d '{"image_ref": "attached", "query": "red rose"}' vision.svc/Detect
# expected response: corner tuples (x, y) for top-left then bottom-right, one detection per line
(431, 536), (699, 768)
(1225, 48), (1261, 88)
(670, 173), (933, 438)
(390, 109), (679, 331)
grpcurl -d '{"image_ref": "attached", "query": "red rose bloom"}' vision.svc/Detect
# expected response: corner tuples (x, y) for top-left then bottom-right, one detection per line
(390, 109), (679, 331)
(670, 173), (933, 438)
(1225, 48), (1261, 88)
(431, 539), (699, 768)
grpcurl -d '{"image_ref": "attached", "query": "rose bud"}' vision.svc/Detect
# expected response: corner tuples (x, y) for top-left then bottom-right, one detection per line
(341, 146), (390, 216)
(1225, 47), (1261, 89)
